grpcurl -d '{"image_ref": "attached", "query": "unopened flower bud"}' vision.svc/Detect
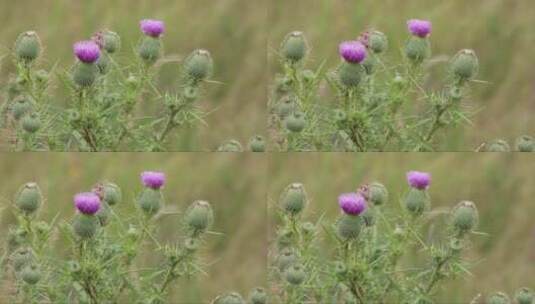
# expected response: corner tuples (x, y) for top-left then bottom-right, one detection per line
(302, 69), (315, 83)
(362, 208), (375, 226)
(22, 113), (41, 133)
(183, 86), (199, 102)
(7, 228), (26, 251)
(11, 248), (34, 272)
(451, 49), (478, 81)
(278, 248), (297, 271)
(452, 201), (478, 234)
(138, 188), (163, 215)
(334, 109), (347, 124)
(405, 37), (431, 64)
(285, 264), (306, 285)
(102, 183), (122, 206)
(515, 287), (533, 304)
(72, 62), (99, 87)
(368, 182), (388, 205)
(281, 183), (307, 215)
(333, 261), (347, 277)
(217, 139), (243, 152)
(368, 31), (388, 54)
(183, 49), (213, 82)
(301, 221), (316, 236)
(185, 200), (214, 234)
(487, 292), (511, 304)
(96, 52), (111, 74)
(35, 70), (49, 83)
(34, 221), (50, 236)
(515, 135), (534, 152)
(138, 36), (162, 65)
(248, 287), (267, 304)
(96, 202), (111, 227)
(404, 188), (430, 216)
(21, 264), (41, 285)
(213, 292), (246, 304)
(336, 214), (364, 240)
(15, 182), (42, 214)
(362, 55), (377, 75)
(14, 31), (41, 62)
(101, 30), (121, 54)
(73, 214), (99, 239)
(449, 86), (462, 102)
(485, 139), (510, 152)
(285, 111), (306, 133)
(184, 237), (200, 253)
(338, 61), (365, 87)
(248, 135), (266, 152)
(282, 31), (308, 63)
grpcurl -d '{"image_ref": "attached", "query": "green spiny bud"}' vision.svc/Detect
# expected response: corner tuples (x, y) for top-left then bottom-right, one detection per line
(213, 292), (246, 304)
(102, 30), (121, 54)
(217, 139), (243, 152)
(68, 260), (81, 274)
(138, 36), (162, 64)
(73, 214), (99, 239)
(301, 221), (316, 236)
(302, 69), (315, 83)
(184, 237), (200, 253)
(15, 182), (42, 214)
(183, 86), (199, 102)
(485, 139), (511, 152)
(7, 79), (23, 101)
(515, 135), (534, 152)
(362, 208), (375, 226)
(333, 261), (347, 277)
(96, 202), (111, 227)
(404, 188), (430, 216)
(184, 200), (214, 234)
(338, 61), (365, 88)
(278, 248), (297, 271)
(452, 201), (478, 234)
(14, 31), (41, 62)
(21, 264), (41, 285)
(281, 31), (308, 63)
(449, 86), (463, 102)
(138, 188), (163, 216)
(248, 135), (266, 152)
(103, 183), (122, 206)
(72, 62), (99, 87)
(35, 70), (49, 83)
(12, 97), (32, 120)
(277, 96), (294, 118)
(11, 248), (34, 272)
(248, 287), (267, 304)
(96, 52), (111, 74)
(449, 238), (464, 253)
(21, 113), (41, 133)
(34, 221), (50, 236)
(368, 31), (388, 54)
(334, 109), (347, 124)
(368, 182), (388, 205)
(126, 74), (140, 88)
(405, 37), (431, 64)
(285, 264), (306, 285)
(183, 49), (213, 82)
(488, 292), (511, 304)
(515, 287), (533, 304)
(281, 183), (307, 215)
(285, 111), (306, 133)
(451, 49), (479, 81)
(276, 229), (293, 249)
(336, 214), (364, 240)
(7, 228), (26, 252)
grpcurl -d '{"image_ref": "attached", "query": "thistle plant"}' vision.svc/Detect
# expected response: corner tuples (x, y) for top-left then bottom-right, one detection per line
(269, 171), (531, 303)
(269, 19), (486, 151)
(1, 19), (219, 151)
(477, 135), (535, 152)
(0, 171), (217, 303)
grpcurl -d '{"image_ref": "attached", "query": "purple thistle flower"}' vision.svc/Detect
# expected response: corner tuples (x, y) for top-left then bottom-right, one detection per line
(74, 192), (101, 215)
(339, 41), (367, 64)
(73, 41), (101, 64)
(140, 19), (165, 38)
(141, 171), (165, 189)
(407, 19), (432, 38)
(338, 192), (367, 216)
(406, 171), (431, 190)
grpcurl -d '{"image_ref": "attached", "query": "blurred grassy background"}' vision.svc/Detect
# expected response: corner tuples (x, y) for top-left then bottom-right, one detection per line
(0, 153), (267, 303)
(0, 0), (267, 151)
(269, 0), (535, 151)
(268, 153), (535, 302)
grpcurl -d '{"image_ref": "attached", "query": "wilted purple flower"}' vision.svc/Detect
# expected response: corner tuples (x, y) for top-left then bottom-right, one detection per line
(407, 19), (432, 38)
(406, 171), (431, 190)
(141, 171), (165, 189)
(338, 192), (367, 216)
(140, 19), (165, 38)
(73, 41), (101, 63)
(74, 192), (101, 215)
(339, 41), (367, 64)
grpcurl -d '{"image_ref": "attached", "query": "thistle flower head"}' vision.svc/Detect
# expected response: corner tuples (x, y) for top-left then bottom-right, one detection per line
(339, 41), (367, 63)
(140, 19), (165, 37)
(141, 171), (165, 189)
(407, 19), (432, 38)
(73, 41), (101, 63)
(406, 171), (431, 190)
(74, 192), (101, 215)
(338, 192), (367, 216)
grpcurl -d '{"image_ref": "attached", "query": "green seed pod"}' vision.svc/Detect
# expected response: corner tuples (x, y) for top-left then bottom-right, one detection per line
(103, 183), (122, 206)
(96, 202), (110, 227)
(11, 248), (34, 273)
(248, 287), (267, 304)
(217, 139), (243, 152)
(277, 248), (297, 271)
(515, 287), (533, 304)
(138, 36), (162, 64)
(452, 201), (478, 234)
(21, 264), (41, 285)
(73, 214), (99, 239)
(72, 62), (99, 87)
(405, 37), (431, 64)
(451, 49), (478, 81)
(488, 292), (511, 304)
(280, 183), (307, 215)
(336, 214), (364, 240)
(515, 135), (535, 152)
(21, 113), (41, 133)
(15, 182), (42, 214)
(333, 261), (347, 277)
(138, 188), (163, 216)
(285, 112), (306, 133)
(12, 97), (32, 120)
(96, 52), (110, 74)
(404, 188), (430, 216)
(248, 135), (266, 152)
(285, 264), (306, 285)
(281, 31), (308, 63)
(183, 49), (214, 82)
(102, 30), (121, 54)
(368, 182), (388, 205)
(14, 31), (41, 62)
(368, 31), (388, 54)
(277, 96), (295, 118)
(184, 200), (214, 234)
(338, 61), (365, 88)
(213, 292), (246, 304)
(485, 139), (511, 152)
